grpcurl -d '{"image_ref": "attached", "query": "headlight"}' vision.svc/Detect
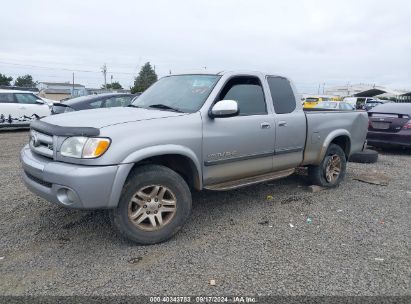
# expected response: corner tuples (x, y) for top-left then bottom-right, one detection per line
(60, 137), (111, 158)
(64, 107), (74, 113)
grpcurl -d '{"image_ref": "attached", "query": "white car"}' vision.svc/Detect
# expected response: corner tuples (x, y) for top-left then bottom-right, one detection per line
(343, 97), (382, 109)
(0, 90), (51, 128)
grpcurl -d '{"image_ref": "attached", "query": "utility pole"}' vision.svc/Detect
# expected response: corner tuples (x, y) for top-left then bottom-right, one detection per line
(317, 84), (320, 95)
(110, 75), (113, 90)
(72, 72), (75, 97)
(101, 63), (107, 89)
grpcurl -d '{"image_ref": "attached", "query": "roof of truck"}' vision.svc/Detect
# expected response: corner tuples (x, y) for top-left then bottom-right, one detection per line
(170, 70), (284, 77)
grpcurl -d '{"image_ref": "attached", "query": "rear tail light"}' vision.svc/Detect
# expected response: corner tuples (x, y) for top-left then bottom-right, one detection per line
(368, 119), (372, 129)
(403, 120), (411, 130)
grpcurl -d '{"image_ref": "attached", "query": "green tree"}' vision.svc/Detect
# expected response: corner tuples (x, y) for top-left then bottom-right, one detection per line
(14, 74), (37, 87)
(131, 62), (157, 93)
(103, 81), (123, 90)
(0, 73), (13, 86)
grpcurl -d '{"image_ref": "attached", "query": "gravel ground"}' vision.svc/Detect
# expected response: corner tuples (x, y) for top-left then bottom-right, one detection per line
(0, 130), (410, 296)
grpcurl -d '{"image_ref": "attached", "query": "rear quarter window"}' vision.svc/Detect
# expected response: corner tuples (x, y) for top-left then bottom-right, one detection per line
(267, 76), (296, 114)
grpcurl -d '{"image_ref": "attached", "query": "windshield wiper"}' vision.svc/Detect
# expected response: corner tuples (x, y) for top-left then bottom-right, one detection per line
(127, 104), (142, 108)
(148, 104), (183, 113)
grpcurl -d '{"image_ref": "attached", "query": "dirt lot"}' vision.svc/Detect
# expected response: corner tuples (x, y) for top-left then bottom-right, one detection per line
(0, 130), (410, 296)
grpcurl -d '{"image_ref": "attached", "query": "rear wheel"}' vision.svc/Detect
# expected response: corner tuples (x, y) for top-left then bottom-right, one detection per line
(308, 143), (347, 187)
(110, 164), (192, 245)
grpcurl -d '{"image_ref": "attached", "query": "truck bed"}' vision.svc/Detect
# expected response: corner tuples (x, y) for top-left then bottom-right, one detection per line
(302, 110), (368, 165)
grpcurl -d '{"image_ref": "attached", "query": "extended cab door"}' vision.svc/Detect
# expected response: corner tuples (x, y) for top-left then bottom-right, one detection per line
(202, 76), (275, 185)
(266, 76), (306, 171)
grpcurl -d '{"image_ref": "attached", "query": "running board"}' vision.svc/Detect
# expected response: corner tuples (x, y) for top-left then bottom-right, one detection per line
(204, 169), (295, 191)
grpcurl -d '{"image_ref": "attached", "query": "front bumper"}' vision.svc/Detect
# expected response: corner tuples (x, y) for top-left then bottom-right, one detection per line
(20, 145), (133, 209)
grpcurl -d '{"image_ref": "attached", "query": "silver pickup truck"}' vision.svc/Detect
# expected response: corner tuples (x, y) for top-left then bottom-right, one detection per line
(21, 71), (368, 244)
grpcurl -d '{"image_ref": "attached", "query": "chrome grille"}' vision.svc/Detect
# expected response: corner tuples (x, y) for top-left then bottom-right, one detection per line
(29, 129), (54, 158)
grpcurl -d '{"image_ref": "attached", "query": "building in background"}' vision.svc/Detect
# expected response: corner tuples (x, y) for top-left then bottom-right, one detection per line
(37, 82), (87, 101)
(86, 88), (131, 95)
(325, 84), (411, 102)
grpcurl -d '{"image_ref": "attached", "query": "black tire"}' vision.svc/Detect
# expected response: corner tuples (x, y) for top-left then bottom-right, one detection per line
(308, 143), (347, 187)
(349, 149), (378, 163)
(110, 164), (192, 245)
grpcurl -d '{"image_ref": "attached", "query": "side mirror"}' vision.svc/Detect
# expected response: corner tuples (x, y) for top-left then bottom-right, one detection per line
(210, 100), (239, 118)
(36, 99), (45, 104)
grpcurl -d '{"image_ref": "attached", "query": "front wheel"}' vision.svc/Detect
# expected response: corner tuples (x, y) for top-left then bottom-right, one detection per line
(308, 143), (347, 187)
(110, 164), (192, 245)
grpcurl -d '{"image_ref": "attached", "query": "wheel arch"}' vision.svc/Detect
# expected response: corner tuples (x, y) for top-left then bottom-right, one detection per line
(317, 130), (351, 164)
(121, 145), (202, 190)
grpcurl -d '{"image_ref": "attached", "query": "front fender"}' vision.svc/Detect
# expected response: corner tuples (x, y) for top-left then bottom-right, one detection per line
(121, 144), (203, 188)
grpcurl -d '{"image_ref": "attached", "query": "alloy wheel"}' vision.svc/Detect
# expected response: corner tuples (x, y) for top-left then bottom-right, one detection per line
(325, 154), (342, 183)
(128, 185), (177, 231)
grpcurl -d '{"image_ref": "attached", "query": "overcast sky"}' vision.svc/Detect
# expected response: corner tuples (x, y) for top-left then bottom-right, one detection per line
(1, 0), (410, 93)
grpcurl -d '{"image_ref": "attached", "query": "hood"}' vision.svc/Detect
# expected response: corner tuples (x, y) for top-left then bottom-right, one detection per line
(41, 107), (186, 128)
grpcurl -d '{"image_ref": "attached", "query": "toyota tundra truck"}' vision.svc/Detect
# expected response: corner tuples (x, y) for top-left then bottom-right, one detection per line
(21, 71), (368, 244)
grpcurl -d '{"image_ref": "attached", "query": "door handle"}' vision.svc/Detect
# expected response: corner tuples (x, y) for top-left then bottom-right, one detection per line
(278, 121), (287, 127)
(18, 106), (26, 109)
(260, 122), (271, 129)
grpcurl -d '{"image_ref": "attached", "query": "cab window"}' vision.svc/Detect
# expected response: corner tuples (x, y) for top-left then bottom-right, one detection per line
(267, 76), (296, 114)
(218, 76), (266, 116)
(104, 96), (133, 108)
(15, 93), (39, 104)
(89, 100), (103, 108)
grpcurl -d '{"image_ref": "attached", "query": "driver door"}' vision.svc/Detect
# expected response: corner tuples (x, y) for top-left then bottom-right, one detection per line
(202, 76), (275, 185)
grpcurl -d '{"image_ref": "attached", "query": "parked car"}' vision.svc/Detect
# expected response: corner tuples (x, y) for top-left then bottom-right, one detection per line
(363, 100), (384, 111)
(303, 96), (340, 109)
(343, 97), (383, 110)
(314, 101), (354, 110)
(51, 93), (136, 114)
(21, 71), (368, 244)
(303, 96), (330, 109)
(367, 103), (411, 148)
(0, 90), (51, 128)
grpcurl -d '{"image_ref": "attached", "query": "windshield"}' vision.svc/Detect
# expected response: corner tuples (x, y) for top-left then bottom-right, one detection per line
(132, 75), (221, 113)
(306, 98), (319, 102)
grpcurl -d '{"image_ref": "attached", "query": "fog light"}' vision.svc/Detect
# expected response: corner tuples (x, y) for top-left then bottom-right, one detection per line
(66, 189), (76, 203)
(56, 187), (78, 206)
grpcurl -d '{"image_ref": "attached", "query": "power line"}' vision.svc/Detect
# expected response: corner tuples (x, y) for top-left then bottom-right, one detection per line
(0, 60), (137, 75)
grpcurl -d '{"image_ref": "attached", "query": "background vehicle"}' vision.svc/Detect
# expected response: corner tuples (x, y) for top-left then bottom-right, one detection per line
(0, 90), (50, 128)
(21, 71), (368, 244)
(343, 97), (383, 110)
(314, 101), (354, 110)
(51, 93), (136, 114)
(303, 96), (330, 109)
(367, 103), (411, 148)
(364, 100), (384, 111)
